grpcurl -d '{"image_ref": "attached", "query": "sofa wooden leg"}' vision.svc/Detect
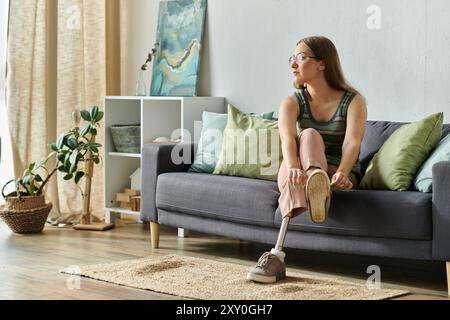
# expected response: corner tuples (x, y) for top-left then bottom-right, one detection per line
(150, 222), (160, 249)
(447, 262), (450, 297)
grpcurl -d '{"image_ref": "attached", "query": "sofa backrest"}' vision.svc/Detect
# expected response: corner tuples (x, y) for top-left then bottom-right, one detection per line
(360, 121), (450, 176)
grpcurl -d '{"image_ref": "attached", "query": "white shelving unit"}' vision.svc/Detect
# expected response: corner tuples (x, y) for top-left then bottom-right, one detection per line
(104, 96), (226, 224)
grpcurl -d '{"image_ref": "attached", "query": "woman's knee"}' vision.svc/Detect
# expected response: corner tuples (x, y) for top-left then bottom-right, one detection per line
(301, 128), (320, 136)
(300, 128), (323, 142)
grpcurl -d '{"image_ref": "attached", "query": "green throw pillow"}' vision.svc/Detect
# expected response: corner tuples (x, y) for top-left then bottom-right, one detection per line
(213, 105), (282, 181)
(360, 112), (443, 191)
(189, 108), (273, 173)
(413, 134), (450, 193)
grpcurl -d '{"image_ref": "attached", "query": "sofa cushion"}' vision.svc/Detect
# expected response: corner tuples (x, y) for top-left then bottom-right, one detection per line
(156, 172), (279, 227)
(213, 105), (282, 181)
(359, 121), (450, 177)
(189, 109), (274, 174)
(413, 134), (450, 193)
(360, 113), (443, 191)
(275, 189), (432, 240)
(360, 121), (406, 176)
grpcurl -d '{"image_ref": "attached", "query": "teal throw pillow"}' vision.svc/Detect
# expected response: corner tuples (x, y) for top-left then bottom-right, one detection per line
(413, 134), (450, 192)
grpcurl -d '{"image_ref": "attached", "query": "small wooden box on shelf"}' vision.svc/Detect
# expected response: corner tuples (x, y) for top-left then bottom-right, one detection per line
(116, 189), (140, 211)
(104, 96), (225, 225)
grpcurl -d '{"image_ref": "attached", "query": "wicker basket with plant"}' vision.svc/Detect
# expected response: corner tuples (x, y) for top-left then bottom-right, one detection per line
(0, 106), (104, 233)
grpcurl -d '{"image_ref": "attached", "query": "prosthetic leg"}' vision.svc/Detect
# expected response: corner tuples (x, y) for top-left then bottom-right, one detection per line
(270, 217), (290, 260)
(246, 217), (291, 283)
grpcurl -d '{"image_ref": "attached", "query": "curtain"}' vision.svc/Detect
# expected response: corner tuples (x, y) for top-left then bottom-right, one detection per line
(7, 0), (121, 223)
(0, 0), (10, 186)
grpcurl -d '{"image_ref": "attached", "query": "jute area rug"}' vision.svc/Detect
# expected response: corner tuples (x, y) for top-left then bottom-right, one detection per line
(62, 254), (408, 300)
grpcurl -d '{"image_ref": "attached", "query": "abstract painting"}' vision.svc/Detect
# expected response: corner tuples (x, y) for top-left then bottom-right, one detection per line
(150, 0), (207, 97)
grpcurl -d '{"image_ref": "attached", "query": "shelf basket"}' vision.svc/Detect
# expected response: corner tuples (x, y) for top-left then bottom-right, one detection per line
(110, 124), (141, 154)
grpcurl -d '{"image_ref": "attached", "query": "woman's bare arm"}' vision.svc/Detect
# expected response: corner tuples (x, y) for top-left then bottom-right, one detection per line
(278, 96), (301, 170)
(337, 95), (368, 177)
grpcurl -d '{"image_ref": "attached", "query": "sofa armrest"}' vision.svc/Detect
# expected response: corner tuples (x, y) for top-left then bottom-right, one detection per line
(432, 161), (450, 261)
(140, 143), (196, 223)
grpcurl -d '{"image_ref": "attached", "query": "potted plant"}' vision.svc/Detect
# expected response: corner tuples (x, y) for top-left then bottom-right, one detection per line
(0, 106), (104, 233)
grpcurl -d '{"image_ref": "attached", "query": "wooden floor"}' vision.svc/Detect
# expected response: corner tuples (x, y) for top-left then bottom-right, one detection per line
(0, 219), (448, 300)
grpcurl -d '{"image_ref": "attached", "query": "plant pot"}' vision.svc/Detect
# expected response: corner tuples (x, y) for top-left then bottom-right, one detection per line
(0, 193), (52, 234)
(4, 193), (46, 211)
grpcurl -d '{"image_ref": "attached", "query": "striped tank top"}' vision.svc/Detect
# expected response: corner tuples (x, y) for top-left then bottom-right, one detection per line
(295, 88), (362, 181)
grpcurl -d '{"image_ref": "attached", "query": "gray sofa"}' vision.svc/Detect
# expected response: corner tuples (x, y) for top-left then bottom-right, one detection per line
(141, 120), (450, 293)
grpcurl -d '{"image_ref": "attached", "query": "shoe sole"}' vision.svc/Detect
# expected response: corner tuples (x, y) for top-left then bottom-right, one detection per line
(246, 271), (286, 284)
(306, 169), (331, 224)
(246, 272), (276, 283)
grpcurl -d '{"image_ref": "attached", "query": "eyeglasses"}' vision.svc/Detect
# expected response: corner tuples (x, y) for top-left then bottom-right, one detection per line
(289, 53), (319, 66)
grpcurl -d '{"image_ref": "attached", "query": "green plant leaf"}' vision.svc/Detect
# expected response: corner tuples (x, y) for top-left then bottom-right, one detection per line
(64, 153), (71, 170)
(27, 184), (35, 196)
(93, 157), (100, 165)
(50, 143), (58, 151)
(90, 145), (99, 153)
(95, 111), (104, 122)
(63, 173), (73, 181)
(35, 175), (43, 182)
(69, 162), (77, 174)
(57, 134), (65, 149)
(69, 150), (79, 165)
(91, 128), (97, 136)
(22, 175), (30, 185)
(86, 143), (101, 155)
(74, 172), (85, 184)
(80, 124), (91, 137)
(80, 110), (92, 122)
(67, 138), (79, 149)
(57, 152), (66, 162)
(90, 106), (99, 122)
(58, 165), (66, 173)
(28, 163), (36, 172)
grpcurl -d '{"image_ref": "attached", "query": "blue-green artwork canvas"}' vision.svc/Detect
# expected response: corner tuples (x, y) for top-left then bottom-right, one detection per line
(150, 0), (207, 97)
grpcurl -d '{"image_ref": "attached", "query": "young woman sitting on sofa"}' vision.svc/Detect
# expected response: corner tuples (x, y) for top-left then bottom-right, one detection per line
(247, 36), (368, 284)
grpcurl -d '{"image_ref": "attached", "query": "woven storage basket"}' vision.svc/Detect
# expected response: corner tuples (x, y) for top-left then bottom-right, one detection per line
(4, 194), (46, 211)
(0, 194), (52, 234)
(109, 124), (141, 153)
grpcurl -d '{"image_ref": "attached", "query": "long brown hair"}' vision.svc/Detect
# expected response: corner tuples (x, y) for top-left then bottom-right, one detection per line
(298, 36), (360, 95)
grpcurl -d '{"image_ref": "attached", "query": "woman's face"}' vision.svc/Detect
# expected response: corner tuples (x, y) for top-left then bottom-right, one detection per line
(291, 42), (323, 88)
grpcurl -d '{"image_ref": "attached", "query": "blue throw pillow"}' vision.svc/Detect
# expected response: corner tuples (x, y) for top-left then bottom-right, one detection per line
(189, 105), (274, 173)
(413, 134), (450, 192)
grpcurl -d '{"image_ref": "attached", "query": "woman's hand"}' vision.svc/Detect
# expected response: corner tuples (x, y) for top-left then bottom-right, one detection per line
(331, 171), (353, 190)
(288, 168), (308, 189)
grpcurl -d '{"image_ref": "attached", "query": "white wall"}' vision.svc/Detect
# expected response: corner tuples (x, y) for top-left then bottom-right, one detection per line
(123, 0), (450, 123)
(121, 0), (160, 97)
